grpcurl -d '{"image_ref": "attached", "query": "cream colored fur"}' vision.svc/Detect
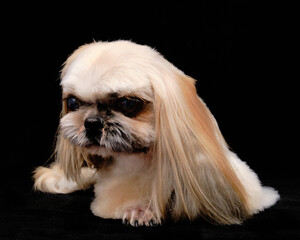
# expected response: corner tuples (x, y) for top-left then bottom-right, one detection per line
(227, 151), (279, 214)
(33, 40), (279, 226)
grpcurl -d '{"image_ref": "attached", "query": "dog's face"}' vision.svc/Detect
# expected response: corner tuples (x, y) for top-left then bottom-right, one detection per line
(59, 42), (156, 155)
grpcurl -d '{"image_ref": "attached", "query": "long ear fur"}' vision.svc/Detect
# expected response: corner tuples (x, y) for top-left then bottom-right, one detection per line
(54, 101), (88, 185)
(150, 70), (251, 224)
(54, 44), (93, 185)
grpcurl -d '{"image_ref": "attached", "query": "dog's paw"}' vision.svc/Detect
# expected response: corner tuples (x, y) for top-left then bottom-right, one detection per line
(122, 206), (158, 227)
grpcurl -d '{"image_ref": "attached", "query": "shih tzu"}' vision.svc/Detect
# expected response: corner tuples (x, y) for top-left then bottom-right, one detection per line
(33, 40), (279, 226)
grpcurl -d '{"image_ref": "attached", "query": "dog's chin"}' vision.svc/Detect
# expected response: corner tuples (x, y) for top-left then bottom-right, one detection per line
(84, 145), (116, 157)
(74, 140), (151, 157)
(76, 141), (119, 156)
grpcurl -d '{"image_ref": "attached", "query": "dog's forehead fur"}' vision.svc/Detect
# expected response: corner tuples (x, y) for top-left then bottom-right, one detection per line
(61, 41), (163, 102)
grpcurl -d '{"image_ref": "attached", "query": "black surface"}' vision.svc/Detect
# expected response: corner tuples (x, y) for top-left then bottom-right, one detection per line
(1, 2), (298, 239)
(1, 174), (299, 240)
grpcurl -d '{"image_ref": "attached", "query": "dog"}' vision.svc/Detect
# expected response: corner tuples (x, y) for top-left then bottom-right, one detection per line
(33, 40), (279, 226)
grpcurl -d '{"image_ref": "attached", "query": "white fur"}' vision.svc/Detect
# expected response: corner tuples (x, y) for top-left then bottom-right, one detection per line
(61, 41), (155, 102)
(227, 151), (279, 213)
(34, 164), (96, 194)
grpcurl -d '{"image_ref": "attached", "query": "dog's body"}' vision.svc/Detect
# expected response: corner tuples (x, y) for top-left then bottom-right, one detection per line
(34, 40), (279, 226)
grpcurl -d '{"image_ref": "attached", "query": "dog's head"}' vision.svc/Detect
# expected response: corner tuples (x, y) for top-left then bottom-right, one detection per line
(59, 41), (157, 155)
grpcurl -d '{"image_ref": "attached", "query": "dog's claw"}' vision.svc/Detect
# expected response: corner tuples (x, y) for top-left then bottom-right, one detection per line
(149, 220), (154, 226)
(122, 207), (158, 227)
(134, 220), (139, 227)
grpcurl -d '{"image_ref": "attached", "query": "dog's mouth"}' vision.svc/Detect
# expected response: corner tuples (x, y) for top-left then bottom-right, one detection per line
(61, 125), (152, 154)
(85, 139), (101, 148)
(87, 154), (115, 169)
(80, 135), (150, 154)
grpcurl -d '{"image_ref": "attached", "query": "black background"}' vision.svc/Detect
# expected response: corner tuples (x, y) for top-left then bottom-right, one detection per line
(1, 2), (298, 240)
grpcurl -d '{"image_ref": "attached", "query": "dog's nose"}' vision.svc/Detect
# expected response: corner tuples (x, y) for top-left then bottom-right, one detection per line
(84, 117), (103, 142)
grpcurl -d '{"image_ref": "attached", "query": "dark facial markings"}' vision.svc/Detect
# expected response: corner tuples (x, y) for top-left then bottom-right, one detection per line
(62, 93), (152, 153)
(64, 93), (147, 118)
(98, 121), (150, 153)
(114, 97), (145, 117)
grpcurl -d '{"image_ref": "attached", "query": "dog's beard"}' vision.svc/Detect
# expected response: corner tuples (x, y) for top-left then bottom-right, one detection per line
(59, 111), (154, 154)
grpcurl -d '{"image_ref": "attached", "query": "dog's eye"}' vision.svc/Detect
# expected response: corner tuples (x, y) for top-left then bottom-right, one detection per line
(67, 97), (80, 111)
(117, 98), (143, 117)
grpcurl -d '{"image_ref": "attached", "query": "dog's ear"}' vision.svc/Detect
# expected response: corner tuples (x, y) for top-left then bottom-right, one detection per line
(150, 71), (251, 224)
(53, 100), (87, 185)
